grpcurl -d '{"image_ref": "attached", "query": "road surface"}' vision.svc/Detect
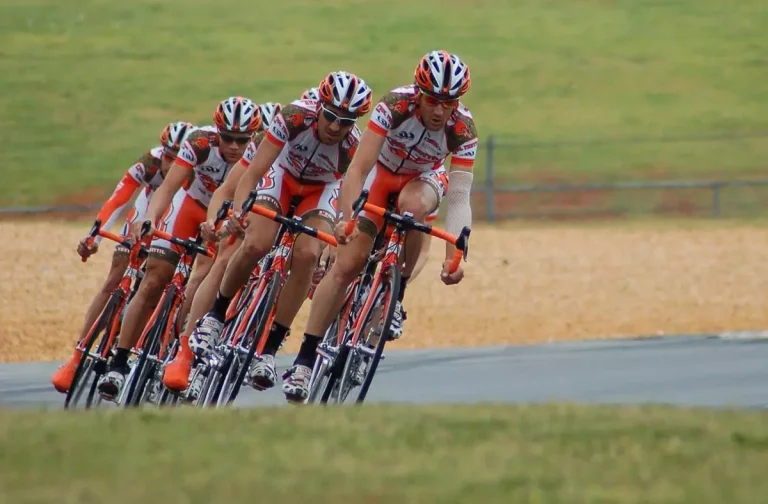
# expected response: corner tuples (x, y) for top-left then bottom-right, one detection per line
(1, 334), (766, 409)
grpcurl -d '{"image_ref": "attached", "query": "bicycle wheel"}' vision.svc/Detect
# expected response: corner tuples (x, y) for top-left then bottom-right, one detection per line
(220, 272), (280, 406)
(308, 280), (360, 404)
(64, 291), (122, 409)
(123, 285), (176, 407)
(339, 266), (400, 404)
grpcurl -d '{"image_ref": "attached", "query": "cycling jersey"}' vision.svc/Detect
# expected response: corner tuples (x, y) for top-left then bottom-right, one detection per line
(368, 85), (477, 173)
(175, 126), (261, 208)
(264, 99), (360, 183)
(95, 146), (165, 242)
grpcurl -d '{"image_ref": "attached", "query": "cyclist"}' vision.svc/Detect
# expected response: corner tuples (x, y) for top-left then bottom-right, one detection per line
(164, 73), (372, 401)
(50, 121), (193, 394)
(96, 97), (264, 400)
(301, 87), (320, 100)
(295, 51), (476, 400)
(160, 102), (282, 396)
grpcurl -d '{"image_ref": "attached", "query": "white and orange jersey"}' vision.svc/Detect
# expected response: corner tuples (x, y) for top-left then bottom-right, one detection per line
(95, 146), (166, 237)
(368, 85), (478, 174)
(264, 99), (360, 183)
(175, 125), (261, 208)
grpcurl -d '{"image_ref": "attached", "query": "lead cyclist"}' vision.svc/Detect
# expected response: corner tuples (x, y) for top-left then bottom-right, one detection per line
(51, 121), (193, 394)
(296, 51), (477, 400)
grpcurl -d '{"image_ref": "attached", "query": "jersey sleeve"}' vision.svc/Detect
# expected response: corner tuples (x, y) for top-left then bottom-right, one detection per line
(265, 104), (306, 148)
(448, 111), (478, 170)
(93, 167), (143, 242)
(238, 131), (265, 167)
(176, 129), (211, 169)
(368, 101), (393, 136)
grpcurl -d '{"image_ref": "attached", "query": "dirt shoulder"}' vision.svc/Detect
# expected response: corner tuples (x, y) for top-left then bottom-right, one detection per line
(2, 220), (767, 363)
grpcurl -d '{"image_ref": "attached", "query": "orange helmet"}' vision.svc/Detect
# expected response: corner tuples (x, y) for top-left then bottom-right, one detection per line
(414, 50), (471, 99)
(160, 121), (193, 150)
(213, 96), (262, 133)
(317, 71), (372, 116)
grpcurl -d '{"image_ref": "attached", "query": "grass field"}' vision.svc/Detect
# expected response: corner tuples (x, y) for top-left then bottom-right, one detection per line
(2, 0), (767, 205)
(1, 404), (767, 503)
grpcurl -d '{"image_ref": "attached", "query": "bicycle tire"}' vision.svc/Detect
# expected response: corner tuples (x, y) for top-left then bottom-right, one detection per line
(64, 291), (122, 409)
(222, 272), (280, 406)
(123, 285), (176, 407)
(354, 266), (400, 403)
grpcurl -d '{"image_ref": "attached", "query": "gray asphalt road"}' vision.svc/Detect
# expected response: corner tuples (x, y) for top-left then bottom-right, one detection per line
(1, 334), (766, 409)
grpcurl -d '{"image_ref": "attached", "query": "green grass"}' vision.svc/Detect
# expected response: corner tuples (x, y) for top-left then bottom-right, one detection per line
(1, 404), (767, 503)
(2, 0), (767, 205)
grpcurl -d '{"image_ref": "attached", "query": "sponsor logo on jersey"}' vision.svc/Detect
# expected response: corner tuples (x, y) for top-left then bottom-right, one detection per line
(179, 145), (196, 165)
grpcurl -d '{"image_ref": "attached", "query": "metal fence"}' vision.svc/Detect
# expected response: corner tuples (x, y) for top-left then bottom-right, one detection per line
(474, 131), (768, 221)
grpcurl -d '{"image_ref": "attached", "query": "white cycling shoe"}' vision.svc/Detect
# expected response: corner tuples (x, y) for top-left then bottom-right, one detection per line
(189, 314), (224, 358)
(248, 354), (277, 391)
(282, 365), (312, 403)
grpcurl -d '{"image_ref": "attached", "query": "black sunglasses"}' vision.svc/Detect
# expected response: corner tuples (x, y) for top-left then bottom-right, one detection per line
(320, 105), (357, 127)
(219, 132), (251, 145)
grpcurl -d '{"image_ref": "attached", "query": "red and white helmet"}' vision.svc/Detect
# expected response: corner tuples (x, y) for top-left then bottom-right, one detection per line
(258, 102), (282, 130)
(318, 71), (372, 116)
(301, 87), (320, 100)
(160, 121), (193, 151)
(213, 96), (261, 133)
(414, 50), (471, 99)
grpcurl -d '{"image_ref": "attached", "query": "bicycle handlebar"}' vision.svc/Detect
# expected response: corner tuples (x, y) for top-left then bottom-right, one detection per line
(344, 190), (470, 274)
(239, 189), (338, 247)
(82, 219), (133, 263)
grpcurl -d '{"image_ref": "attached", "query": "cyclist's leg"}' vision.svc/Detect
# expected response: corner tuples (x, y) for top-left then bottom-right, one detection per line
(187, 167), (286, 358)
(288, 167), (402, 400)
(251, 184), (336, 390)
(163, 237), (241, 390)
(51, 249), (129, 393)
(98, 190), (204, 398)
(387, 173), (442, 339)
(405, 167), (445, 284)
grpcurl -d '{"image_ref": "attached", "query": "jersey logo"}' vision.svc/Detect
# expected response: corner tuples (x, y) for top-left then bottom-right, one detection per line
(193, 136), (210, 150)
(397, 131), (415, 141)
(453, 118), (472, 139)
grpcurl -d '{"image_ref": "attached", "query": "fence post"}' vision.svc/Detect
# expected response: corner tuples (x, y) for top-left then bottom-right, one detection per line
(712, 183), (721, 218)
(484, 135), (495, 222)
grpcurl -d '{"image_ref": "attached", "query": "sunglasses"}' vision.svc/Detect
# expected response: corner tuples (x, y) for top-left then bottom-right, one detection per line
(219, 132), (252, 145)
(422, 94), (459, 109)
(320, 105), (357, 127)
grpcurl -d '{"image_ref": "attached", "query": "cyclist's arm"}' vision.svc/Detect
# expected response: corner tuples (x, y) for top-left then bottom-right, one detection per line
(443, 143), (477, 260)
(339, 121), (387, 221)
(143, 161), (190, 226)
(94, 172), (141, 234)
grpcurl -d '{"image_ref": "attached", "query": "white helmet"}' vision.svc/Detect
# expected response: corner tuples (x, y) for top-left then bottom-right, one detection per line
(213, 96), (262, 133)
(160, 121), (193, 151)
(414, 50), (472, 99)
(301, 87), (320, 100)
(258, 102), (282, 130)
(318, 71), (373, 116)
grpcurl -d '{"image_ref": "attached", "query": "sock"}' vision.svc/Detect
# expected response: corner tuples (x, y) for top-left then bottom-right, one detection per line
(262, 322), (290, 356)
(294, 333), (321, 367)
(113, 347), (130, 369)
(211, 290), (233, 321)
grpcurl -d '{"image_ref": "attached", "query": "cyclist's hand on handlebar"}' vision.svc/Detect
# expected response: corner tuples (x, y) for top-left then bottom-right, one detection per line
(440, 259), (464, 286)
(224, 211), (247, 239)
(76, 237), (98, 259)
(200, 219), (219, 242)
(131, 220), (154, 246)
(334, 220), (357, 245)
